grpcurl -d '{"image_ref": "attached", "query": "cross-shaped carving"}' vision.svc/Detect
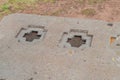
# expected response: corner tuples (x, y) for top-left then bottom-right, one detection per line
(23, 31), (41, 42)
(67, 35), (86, 47)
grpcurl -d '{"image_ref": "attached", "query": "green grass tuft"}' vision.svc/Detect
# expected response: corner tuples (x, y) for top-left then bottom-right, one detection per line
(0, 3), (10, 11)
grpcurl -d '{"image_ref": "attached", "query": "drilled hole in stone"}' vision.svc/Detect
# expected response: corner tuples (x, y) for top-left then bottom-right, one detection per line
(67, 35), (86, 48)
(23, 31), (41, 42)
(107, 23), (113, 26)
(116, 44), (120, 46)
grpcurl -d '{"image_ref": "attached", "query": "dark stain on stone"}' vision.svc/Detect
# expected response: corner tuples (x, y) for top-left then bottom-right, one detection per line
(83, 60), (86, 62)
(48, 77), (51, 80)
(34, 72), (37, 75)
(0, 79), (6, 80)
(28, 78), (33, 80)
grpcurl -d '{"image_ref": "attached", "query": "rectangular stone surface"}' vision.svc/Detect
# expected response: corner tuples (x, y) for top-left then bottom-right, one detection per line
(0, 13), (120, 80)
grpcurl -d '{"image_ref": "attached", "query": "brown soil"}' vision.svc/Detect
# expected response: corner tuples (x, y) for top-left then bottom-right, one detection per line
(0, 0), (7, 5)
(0, 0), (120, 22)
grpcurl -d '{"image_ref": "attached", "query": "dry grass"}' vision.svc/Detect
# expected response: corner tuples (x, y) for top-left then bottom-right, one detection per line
(81, 8), (96, 16)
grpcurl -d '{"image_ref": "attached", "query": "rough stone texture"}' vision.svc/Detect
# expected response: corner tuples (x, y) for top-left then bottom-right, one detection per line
(0, 13), (120, 80)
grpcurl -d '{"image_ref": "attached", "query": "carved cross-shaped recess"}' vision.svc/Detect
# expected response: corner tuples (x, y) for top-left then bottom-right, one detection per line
(67, 35), (86, 47)
(59, 29), (93, 49)
(23, 31), (41, 42)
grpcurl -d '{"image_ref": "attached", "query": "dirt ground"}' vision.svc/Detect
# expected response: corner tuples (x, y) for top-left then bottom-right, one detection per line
(0, 0), (120, 22)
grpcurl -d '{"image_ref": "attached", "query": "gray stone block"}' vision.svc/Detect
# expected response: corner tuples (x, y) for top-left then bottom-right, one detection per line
(0, 13), (120, 80)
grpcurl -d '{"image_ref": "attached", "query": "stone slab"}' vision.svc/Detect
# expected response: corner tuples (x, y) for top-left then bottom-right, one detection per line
(0, 13), (120, 80)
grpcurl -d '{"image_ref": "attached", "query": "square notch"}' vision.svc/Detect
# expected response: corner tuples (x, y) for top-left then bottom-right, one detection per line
(59, 29), (93, 49)
(16, 25), (47, 43)
(110, 35), (120, 47)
